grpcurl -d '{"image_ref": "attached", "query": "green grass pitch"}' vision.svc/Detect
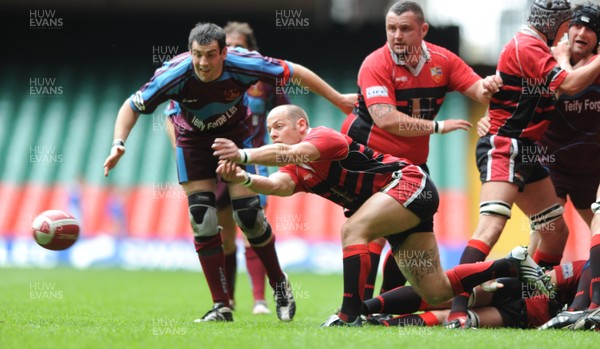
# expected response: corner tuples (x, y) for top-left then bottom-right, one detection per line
(1, 268), (598, 349)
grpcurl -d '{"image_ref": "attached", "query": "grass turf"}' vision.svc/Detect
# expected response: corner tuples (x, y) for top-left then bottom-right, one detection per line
(1, 268), (598, 349)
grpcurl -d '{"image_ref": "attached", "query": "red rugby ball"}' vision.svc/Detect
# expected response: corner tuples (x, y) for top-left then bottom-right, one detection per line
(31, 210), (80, 251)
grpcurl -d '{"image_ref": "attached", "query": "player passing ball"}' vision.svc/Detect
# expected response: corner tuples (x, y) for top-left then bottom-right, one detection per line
(212, 104), (552, 326)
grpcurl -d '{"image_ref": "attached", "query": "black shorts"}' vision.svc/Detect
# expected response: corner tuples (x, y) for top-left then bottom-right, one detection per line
(476, 135), (549, 191)
(548, 166), (600, 210)
(489, 278), (528, 329)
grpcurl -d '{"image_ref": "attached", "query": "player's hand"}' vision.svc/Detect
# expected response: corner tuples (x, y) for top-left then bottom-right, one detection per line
(440, 119), (472, 134)
(338, 93), (358, 114)
(103, 145), (125, 177)
(477, 115), (491, 137)
(482, 75), (503, 97)
(216, 160), (245, 183)
(212, 138), (242, 162)
(552, 40), (571, 68)
(480, 279), (504, 292)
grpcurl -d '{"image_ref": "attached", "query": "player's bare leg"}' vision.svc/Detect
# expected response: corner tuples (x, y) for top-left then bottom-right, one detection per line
(515, 177), (568, 269)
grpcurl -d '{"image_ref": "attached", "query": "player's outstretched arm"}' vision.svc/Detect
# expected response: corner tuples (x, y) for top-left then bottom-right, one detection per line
(103, 98), (140, 177)
(289, 62), (356, 114)
(212, 137), (321, 166)
(217, 160), (295, 196)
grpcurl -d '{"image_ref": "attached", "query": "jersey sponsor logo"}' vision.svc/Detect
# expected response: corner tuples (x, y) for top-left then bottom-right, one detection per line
(365, 86), (388, 99)
(190, 105), (239, 132)
(395, 76), (409, 82)
(224, 89), (242, 102)
(430, 67), (443, 83)
(132, 91), (146, 111)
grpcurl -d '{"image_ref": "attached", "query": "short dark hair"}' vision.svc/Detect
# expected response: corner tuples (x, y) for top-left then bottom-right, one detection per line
(188, 23), (226, 50)
(224, 21), (259, 51)
(388, 1), (425, 23)
(571, 1), (600, 53)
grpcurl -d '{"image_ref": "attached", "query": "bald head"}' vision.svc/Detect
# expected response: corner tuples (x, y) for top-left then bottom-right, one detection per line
(268, 104), (310, 126)
(266, 104), (311, 144)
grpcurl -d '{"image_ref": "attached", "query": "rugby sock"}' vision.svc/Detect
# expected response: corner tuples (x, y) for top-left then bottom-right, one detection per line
(245, 246), (267, 301)
(339, 244), (370, 322)
(380, 249), (407, 293)
(446, 259), (517, 295)
(364, 242), (384, 300)
(588, 235), (600, 309)
(362, 285), (428, 315)
(568, 263), (591, 311)
(383, 312), (439, 327)
(461, 239), (491, 262)
(194, 235), (229, 306)
(249, 230), (285, 289)
(225, 249), (237, 302)
(448, 239), (491, 322)
(532, 250), (563, 270)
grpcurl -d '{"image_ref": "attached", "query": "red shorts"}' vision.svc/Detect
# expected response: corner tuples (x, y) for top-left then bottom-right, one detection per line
(382, 166), (439, 252)
(476, 135), (549, 191)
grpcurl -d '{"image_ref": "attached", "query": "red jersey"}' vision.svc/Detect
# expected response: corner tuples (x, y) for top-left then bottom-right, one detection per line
(488, 28), (568, 141)
(279, 127), (413, 212)
(341, 41), (480, 165)
(525, 260), (586, 327)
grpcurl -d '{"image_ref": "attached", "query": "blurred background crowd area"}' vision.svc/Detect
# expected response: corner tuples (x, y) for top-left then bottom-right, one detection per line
(0, 0), (591, 270)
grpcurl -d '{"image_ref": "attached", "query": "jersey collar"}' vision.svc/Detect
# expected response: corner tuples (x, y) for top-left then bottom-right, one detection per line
(388, 41), (431, 76)
(520, 25), (546, 46)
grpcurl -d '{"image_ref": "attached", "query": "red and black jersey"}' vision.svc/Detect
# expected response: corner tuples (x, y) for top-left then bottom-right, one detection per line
(488, 28), (568, 141)
(342, 41), (480, 165)
(524, 260), (587, 327)
(279, 127), (412, 212)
